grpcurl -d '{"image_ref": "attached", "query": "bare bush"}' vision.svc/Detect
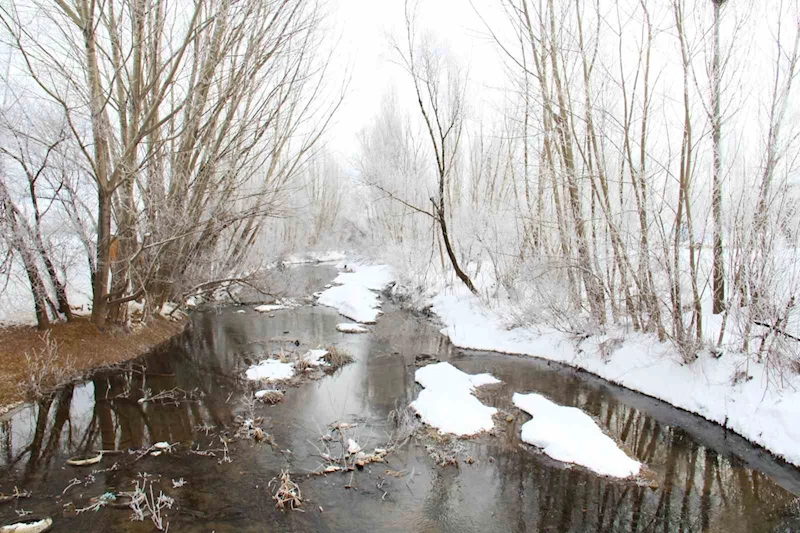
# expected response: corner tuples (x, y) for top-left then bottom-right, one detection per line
(18, 331), (75, 400)
(270, 470), (303, 510)
(128, 475), (174, 531)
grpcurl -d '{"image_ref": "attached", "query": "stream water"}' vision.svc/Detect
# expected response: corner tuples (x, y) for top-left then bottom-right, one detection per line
(1, 265), (799, 532)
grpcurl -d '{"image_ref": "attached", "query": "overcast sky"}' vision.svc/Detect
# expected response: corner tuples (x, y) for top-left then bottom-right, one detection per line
(325, 0), (508, 166)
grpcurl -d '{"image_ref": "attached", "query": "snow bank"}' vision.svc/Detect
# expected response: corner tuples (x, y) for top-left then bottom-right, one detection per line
(513, 392), (640, 478)
(431, 290), (800, 467)
(336, 323), (369, 333)
(245, 359), (295, 381)
(317, 264), (394, 324)
(410, 362), (500, 436)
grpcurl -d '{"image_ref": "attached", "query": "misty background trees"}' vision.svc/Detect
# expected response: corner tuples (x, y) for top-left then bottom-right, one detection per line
(1, 0), (799, 376)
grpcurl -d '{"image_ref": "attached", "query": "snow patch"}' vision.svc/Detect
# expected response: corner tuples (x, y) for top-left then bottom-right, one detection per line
(317, 263), (394, 324)
(254, 304), (287, 313)
(245, 359), (295, 382)
(331, 264), (394, 291)
(318, 284), (382, 323)
(300, 349), (329, 367)
(336, 323), (369, 334)
(410, 362), (500, 436)
(513, 392), (641, 478)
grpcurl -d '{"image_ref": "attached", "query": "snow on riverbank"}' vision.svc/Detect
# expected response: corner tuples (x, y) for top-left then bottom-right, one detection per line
(317, 264), (393, 324)
(513, 392), (641, 478)
(410, 362), (500, 436)
(431, 289), (800, 467)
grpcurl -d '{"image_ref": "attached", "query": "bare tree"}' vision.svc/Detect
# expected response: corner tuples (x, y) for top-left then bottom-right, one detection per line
(1, 0), (341, 325)
(387, 0), (477, 294)
(711, 0), (728, 315)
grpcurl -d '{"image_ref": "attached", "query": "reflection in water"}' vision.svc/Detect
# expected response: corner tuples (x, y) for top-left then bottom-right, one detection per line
(0, 266), (798, 532)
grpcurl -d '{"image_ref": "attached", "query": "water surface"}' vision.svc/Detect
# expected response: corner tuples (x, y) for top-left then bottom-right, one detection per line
(1, 265), (799, 532)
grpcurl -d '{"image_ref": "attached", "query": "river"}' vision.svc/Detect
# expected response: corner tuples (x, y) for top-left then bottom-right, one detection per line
(1, 265), (798, 532)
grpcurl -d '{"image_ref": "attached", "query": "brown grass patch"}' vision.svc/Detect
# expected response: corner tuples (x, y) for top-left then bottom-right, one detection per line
(0, 316), (186, 410)
(323, 346), (354, 369)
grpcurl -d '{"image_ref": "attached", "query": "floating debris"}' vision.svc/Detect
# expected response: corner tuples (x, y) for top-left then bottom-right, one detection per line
(0, 517), (53, 533)
(66, 453), (102, 467)
(0, 488), (30, 504)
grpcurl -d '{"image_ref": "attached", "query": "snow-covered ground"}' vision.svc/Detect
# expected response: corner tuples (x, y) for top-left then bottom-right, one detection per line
(410, 362), (500, 436)
(513, 392), (641, 478)
(316, 264), (393, 324)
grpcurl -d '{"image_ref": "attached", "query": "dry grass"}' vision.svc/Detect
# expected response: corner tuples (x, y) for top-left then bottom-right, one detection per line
(0, 316), (185, 410)
(270, 470), (303, 510)
(293, 356), (314, 373)
(323, 346), (354, 369)
(255, 389), (285, 404)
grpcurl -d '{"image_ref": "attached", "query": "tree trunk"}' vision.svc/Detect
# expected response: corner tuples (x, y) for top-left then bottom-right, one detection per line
(91, 189), (112, 327)
(711, 0), (725, 314)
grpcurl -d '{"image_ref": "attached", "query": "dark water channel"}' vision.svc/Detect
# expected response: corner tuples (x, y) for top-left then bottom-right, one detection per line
(2, 265), (800, 532)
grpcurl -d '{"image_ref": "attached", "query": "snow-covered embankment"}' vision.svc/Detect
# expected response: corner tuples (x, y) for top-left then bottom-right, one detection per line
(431, 289), (800, 468)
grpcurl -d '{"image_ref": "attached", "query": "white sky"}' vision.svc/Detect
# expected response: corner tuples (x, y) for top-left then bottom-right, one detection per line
(325, 0), (508, 166)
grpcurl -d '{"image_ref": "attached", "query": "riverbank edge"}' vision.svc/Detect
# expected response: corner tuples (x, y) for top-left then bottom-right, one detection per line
(368, 261), (800, 470)
(0, 316), (188, 417)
